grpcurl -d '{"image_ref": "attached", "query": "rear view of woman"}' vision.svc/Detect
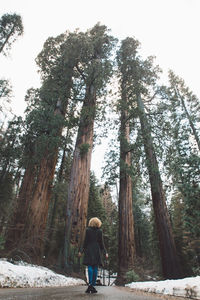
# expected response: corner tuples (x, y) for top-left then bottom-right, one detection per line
(78, 217), (108, 293)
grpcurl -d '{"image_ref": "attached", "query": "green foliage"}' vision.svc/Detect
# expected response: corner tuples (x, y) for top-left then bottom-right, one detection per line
(131, 165), (159, 271)
(36, 33), (67, 80)
(0, 79), (12, 107)
(153, 70), (200, 276)
(87, 173), (106, 222)
(125, 269), (140, 283)
(117, 37), (160, 98)
(105, 207), (118, 273)
(44, 148), (73, 264)
(133, 199), (151, 258)
(79, 143), (90, 157)
(0, 235), (5, 250)
(102, 139), (120, 185)
(192, 266), (200, 276)
(21, 24), (117, 168)
(0, 118), (24, 238)
(73, 23), (117, 95)
(0, 172), (14, 232)
(0, 117), (23, 178)
(21, 83), (70, 167)
(0, 13), (24, 56)
(0, 78), (12, 122)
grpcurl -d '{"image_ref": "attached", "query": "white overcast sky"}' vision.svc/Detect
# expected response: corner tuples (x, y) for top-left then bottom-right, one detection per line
(0, 0), (200, 179)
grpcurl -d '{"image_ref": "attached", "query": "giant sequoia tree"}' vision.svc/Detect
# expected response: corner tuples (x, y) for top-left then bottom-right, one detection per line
(118, 38), (182, 279)
(115, 40), (136, 285)
(5, 33), (77, 260)
(64, 24), (116, 268)
(157, 72), (200, 274)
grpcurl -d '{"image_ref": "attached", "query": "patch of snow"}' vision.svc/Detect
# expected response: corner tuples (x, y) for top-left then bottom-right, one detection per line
(127, 276), (200, 299)
(0, 259), (85, 288)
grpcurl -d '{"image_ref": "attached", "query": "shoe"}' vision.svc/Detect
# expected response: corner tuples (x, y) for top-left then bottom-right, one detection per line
(90, 285), (97, 293)
(85, 285), (91, 293)
(85, 285), (94, 293)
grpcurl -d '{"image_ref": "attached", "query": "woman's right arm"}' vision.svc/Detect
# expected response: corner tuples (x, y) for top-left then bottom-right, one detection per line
(98, 230), (108, 259)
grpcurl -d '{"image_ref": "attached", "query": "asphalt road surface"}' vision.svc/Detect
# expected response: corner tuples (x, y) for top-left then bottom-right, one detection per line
(0, 285), (163, 300)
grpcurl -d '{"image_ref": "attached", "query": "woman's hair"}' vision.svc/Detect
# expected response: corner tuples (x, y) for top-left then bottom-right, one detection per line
(88, 217), (102, 228)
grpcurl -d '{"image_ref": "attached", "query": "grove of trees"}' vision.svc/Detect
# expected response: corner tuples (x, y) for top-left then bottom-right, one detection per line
(0, 15), (199, 284)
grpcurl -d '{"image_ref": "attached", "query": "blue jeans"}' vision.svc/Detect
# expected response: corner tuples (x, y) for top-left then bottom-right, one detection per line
(88, 265), (98, 286)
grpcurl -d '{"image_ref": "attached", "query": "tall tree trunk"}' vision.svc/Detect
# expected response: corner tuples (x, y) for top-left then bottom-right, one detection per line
(64, 84), (96, 269)
(23, 151), (59, 261)
(137, 93), (183, 279)
(5, 158), (37, 250)
(116, 88), (135, 285)
(5, 93), (71, 261)
(21, 100), (70, 262)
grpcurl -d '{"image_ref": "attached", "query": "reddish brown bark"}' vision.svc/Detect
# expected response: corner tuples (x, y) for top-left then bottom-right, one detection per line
(20, 102), (67, 261)
(5, 95), (71, 261)
(64, 85), (96, 266)
(5, 158), (37, 250)
(22, 151), (58, 260)
(116, 91), (135, 285)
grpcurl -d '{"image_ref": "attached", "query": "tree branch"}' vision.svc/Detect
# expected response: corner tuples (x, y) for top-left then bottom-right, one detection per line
(75, 64), (86, 81)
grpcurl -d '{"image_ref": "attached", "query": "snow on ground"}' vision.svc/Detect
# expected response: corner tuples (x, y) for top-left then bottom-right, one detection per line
(0, 259), (85, 288)
(127, 276), (200, 299)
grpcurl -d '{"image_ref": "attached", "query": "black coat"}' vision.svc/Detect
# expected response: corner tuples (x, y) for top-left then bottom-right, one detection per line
(82, 226), (106, 266)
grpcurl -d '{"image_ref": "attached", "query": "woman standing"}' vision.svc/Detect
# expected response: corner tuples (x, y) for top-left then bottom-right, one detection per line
(78, 217), (108, 293)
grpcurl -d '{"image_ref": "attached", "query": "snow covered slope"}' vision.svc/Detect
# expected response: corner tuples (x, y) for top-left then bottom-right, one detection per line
(0, 260), (84, 288)
(127, 276), (200, 299)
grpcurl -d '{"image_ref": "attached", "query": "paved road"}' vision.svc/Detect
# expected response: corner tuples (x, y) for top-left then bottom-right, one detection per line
(0, 285), (161, 300)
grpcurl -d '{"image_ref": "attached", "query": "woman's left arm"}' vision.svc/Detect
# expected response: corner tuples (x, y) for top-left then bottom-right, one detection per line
(78, 228), (89, 256)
